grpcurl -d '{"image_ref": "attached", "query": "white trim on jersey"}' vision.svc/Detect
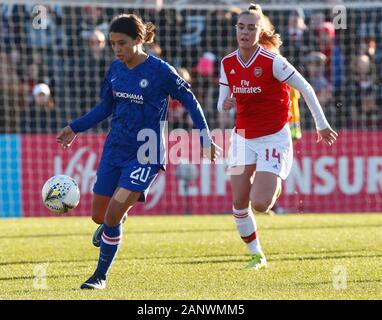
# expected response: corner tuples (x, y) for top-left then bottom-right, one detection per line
(281, 71), (296, 83)
(259, 48), (277, 60)
(272, 55), (296, 83)
(236, 45), (261, 68)
(219, 60), (229, 86)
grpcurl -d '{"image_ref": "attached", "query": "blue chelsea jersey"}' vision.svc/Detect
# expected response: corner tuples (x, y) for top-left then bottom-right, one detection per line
(70, 55), (211, 168)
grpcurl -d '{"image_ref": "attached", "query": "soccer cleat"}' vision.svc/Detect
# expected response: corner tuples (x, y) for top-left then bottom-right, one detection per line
(92, 214), (127, 247)
(92, 224), (104, 248)
(80, 271), (106, 290)
(246, 252), (267, 270)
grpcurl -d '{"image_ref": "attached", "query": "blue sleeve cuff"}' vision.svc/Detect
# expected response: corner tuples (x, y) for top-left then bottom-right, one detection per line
(69, 122), (80, 134)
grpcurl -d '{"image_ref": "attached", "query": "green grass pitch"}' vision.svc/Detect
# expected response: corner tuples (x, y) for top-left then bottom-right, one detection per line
(0, 214), (381, 300)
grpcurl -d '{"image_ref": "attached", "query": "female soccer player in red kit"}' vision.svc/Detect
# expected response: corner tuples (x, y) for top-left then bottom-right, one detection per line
(217, 4), (338, 269)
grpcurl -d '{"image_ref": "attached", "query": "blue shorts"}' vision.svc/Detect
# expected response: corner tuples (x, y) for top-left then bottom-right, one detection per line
(93, 159), (161, 202)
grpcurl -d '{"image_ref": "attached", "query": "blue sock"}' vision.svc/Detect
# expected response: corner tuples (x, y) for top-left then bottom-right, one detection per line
(96, 224), (122, 278)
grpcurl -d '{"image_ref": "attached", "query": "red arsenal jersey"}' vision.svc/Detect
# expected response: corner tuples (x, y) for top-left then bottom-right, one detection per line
(220, 45), (296, 138)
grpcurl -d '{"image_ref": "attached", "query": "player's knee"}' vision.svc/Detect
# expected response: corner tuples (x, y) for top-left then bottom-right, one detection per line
(92, 215), (104, 225)
(251, 198), (273, 213)
(91, 212), (105, 225)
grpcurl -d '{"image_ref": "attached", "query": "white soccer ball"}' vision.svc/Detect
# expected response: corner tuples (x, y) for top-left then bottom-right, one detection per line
(41, 175), (80, 213)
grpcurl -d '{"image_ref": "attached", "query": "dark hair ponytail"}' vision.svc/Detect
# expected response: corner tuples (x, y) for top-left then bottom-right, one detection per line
(144, 22), (156, 44)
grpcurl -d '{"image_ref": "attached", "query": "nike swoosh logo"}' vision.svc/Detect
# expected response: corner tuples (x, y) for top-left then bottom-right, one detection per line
(111, 77), (117, 82)
(131, 180), (141, 185)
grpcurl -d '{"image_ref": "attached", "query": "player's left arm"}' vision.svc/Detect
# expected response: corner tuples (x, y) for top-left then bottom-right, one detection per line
(273, 55), (338, 146)
(162, 66), (222, 161)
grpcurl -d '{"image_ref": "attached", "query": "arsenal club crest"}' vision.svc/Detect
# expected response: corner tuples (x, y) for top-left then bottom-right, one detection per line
(254, 67), (262, 78)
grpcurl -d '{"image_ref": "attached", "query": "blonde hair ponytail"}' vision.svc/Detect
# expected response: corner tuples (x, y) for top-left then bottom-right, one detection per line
(259, 15), (282, 51)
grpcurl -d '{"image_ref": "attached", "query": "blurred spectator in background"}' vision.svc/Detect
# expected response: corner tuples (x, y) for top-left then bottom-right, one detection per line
(65, 5), (108, 58)
(80, 6), (109, 39)
(359, 36), (376, 58)
(316, 21), (335, 83)
(304, 52), (332, 107)
(349, 54), (380, 129)
(19, 83), (58, 133)
(7, 4), (28, 53)
(179, 7), (237, 69)
(1, 4), (12, 53)
(303, 11), (325, 55)
(302, 51), (334, 127)
(308, 11), (326, 33)
(0, 50), (28, 133)
(192, 51), (219, 126)
(32, 83), (54, 109)
(24, 51), (55, 95)
(66, 28), (110, 131)
(196, 52), (215, 77)
(281, 9), (307, 68)
(206, 8), (238, 62)
(357, 36), (380, 83)
(87, 29), (108, 62)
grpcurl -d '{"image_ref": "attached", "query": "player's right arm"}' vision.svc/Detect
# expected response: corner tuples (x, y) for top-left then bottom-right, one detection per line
(217, 61), (236, 112)
(161, 63), (221, 161)
(56, 66), (115, 148)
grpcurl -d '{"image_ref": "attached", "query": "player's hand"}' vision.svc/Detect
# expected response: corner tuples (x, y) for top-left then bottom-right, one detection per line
(317, 127), (338, 146)
(56, 126), (77, 149)
(202, 142), (222, 162)
(223, 94), (236, 111)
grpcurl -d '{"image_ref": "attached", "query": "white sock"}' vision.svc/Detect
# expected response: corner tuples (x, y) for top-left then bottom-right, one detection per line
(233, 206), (262, 254)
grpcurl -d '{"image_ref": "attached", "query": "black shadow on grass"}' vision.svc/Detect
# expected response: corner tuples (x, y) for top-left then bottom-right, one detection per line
(0, 229), (234, 240)
(296, 278), (382, 286)
(0, 258), (98, 267)
(270, 253), (382, 262)
(0, 274), (82, 281)
(0, 233), (92, 240)
(0, 253), (246, 267)
(3, 250), (381, 267)
(1, 223), (381, 241)
(164, 253), (382, 265)
(263, 224), (382, 231)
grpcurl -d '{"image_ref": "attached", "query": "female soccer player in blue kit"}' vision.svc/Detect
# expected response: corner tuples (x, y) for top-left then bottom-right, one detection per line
(56, 14), (221, 289)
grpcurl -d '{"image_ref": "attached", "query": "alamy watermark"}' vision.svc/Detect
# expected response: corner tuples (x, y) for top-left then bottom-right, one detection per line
(332, 5), (347, 30)
(33, 263), (48, 290)
(134, 123), (247, 175)
(332, 265), (347, 290)
(32, 5), (48, 30)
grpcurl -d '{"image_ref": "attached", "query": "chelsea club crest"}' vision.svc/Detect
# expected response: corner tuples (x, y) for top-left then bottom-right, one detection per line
(139, 79), (149, 88)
